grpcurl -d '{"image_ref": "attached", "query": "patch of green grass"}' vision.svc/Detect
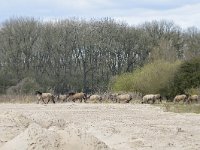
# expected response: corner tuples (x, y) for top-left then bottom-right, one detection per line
(156, 102), (200, 114)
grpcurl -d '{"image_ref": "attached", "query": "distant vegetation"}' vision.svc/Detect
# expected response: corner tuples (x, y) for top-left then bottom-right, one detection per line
(110, 60), (181, 98)
(172, 57), (200, 96)
(111, 58), (200, 99)
(0, 17), (200, 95)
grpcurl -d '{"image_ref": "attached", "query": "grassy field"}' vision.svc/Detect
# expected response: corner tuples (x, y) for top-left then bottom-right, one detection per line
(155, 102), (200, 114)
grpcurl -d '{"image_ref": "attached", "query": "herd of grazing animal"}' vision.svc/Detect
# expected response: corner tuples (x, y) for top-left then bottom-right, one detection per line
(35, 90), (199, 104)
(142, 94), (199, 104)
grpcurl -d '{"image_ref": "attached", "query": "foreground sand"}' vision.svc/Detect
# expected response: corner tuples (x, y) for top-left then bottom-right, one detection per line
(0, 103), (200, 150)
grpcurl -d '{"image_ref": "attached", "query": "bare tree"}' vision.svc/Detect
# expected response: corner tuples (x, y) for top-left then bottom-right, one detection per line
(0, 18), (199, 94)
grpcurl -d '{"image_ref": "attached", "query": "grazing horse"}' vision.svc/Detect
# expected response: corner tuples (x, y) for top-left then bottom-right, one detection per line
(56, 94), (68, 102)
(142, 94), (155, 104)
(35, 91), (55, 104)
(115, 94), (132, 103)
(89, 94), (103, 103)
(67, 92), (87, 103)
(154, 94), (162, 103)
(186, 95), (199, 104)
(142, 94), (162, 104)
(173, 94), (187, 103)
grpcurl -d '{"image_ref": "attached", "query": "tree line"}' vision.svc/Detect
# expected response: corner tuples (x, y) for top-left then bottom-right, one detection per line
(0, 17), (199, 94)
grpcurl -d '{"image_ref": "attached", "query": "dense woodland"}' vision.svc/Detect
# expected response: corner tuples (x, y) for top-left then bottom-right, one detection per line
(0, 17), (200, 95)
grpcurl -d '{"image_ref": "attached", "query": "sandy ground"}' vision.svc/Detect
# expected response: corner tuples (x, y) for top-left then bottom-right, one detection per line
(0, 103), (200, 150)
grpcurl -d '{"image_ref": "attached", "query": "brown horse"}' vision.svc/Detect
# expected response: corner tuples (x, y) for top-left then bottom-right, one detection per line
(67, 92), (87, 103)
(35, 91), (55, 104)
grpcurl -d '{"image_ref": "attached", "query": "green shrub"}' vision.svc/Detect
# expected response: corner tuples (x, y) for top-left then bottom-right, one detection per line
(109, 73), (135, 92)
(185, 87), (200, 95)
(110, 60), (181, 96)
(170, 57), (200, 96)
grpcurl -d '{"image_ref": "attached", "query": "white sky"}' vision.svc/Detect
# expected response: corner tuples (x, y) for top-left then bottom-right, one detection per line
(0, 0), (200, 29)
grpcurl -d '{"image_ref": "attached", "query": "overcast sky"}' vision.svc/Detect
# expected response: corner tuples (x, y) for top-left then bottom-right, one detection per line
(1, 0), (200, 29)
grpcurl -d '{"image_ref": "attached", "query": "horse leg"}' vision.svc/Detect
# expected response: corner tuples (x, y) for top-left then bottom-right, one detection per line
(52, 96), (55, 104)
(42, 98), (46, 104)
(185, 99), (189, 104)
(37, 99), (40, 104)
(46, 98), (50, 104)
(173, 100), (176, 104)
(84, 94), (87, 103)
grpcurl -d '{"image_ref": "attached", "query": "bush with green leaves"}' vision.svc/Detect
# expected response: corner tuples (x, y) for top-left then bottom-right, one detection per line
(185, 88), (200, 95)
(109, 73), (135, 92)
(110, 60), (181, 96)
(171, 57), (200, 96)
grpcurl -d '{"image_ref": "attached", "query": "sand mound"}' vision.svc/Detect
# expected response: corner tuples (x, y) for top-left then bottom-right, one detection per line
(0, 110), (111, 150)
(25, 111), (66, 129)
(0, 111), (30, 146)
(0, 110), (66, 147)
(1, 123), (60, 150)
(1, 123), (112, 150)
(58, 127), (112, 150)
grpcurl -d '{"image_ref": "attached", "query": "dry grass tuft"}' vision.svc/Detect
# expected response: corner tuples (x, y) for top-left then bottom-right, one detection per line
(155, 102), (200, 114)
(0, 95), (36, 103)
